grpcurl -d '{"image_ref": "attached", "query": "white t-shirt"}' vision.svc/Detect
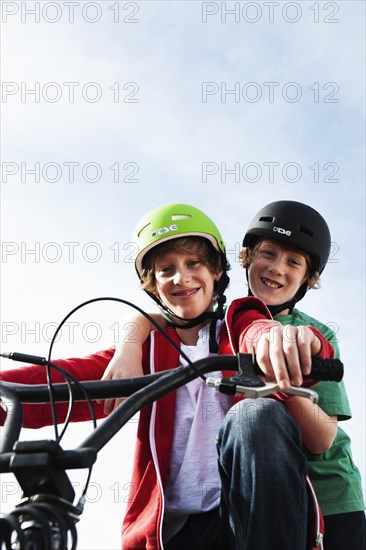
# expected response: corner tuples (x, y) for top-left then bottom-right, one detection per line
(162, 322), (232, 543)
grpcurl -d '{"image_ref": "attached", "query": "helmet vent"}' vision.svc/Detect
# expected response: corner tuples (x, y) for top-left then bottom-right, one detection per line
(137, 222), (152, 238)
(259, 216), (274, 223)
(298, 225), (314, 237)
(172, 214), (192, 221)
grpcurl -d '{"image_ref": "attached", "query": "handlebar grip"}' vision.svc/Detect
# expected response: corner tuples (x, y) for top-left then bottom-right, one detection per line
(304, 357), (343, 382)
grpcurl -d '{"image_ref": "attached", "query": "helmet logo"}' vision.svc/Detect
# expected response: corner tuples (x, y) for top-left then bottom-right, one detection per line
(273, 226), (292, 236)
(151, 224), (178, 238)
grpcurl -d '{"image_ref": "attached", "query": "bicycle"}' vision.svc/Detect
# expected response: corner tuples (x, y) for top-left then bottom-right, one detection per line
(0, 297), (344, 550)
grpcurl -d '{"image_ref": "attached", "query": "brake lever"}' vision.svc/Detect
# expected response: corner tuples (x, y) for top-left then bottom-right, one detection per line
(205, 352), (319, 403)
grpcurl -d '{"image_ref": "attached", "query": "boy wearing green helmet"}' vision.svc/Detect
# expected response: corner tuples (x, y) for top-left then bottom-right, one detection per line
(132, 202), (230, 332)
(0, 202), (337, 550)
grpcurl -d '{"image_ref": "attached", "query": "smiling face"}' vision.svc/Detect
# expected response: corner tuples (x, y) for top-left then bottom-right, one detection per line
(140, 236), (224, 325)
(153, 251), (222, 322)
(247, 239), (309, 314)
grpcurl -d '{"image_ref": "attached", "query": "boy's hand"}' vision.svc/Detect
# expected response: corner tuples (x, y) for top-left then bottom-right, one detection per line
(254, 324), (321, 390)
(97, 312), (161, 414)
(98, 346), (143, 414)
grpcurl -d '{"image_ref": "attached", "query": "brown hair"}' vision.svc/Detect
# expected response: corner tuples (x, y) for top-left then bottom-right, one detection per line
(240, 238), (320, 290)
(141, 236), (227, 293)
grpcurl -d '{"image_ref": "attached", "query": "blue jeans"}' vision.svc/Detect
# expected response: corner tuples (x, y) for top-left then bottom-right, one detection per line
(216, 398), (308, 550)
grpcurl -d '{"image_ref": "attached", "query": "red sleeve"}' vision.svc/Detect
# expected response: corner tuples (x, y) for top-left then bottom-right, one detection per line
(225, 297), (273, 353)
(307, 327), (334, 359)
(0, 348), (115, 428)
(240, 323), (335, 361)
(226, 298), (334, 359)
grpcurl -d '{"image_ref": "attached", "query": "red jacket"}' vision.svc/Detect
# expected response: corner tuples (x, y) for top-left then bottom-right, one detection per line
(0, 297), (333, 548)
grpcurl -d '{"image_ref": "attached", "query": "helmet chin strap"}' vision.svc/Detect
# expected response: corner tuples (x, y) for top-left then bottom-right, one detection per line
(145, 272), (229, 330)
(145, 290), (222, 354)
(144, 290), (224, 330)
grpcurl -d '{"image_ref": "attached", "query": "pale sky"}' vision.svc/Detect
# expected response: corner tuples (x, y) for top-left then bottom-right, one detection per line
(0, 2), (365, 548)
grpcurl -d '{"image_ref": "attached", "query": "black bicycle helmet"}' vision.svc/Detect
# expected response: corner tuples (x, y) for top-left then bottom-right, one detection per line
(242, 200), (331, 314)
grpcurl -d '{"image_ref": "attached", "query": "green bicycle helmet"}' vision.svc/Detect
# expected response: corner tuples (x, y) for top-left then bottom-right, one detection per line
(134, 203), (226, 278)
(133, 203), (229, 331)
(242, 200), (331, 315)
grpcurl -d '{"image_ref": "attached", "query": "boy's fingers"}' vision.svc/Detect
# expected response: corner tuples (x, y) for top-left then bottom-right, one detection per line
(295, 327), (313, 375)
(268, 325), (291, 389)
(97, 370), (113, 404)
(281, 325), (302, 386)
(256, 328), (283, 383)
(256, 325), (319, 389)
(103, 398), (115, 415)
(255, 336), (271, 378)
(113, 397), (126, 410)
(104, 396), (128, 415)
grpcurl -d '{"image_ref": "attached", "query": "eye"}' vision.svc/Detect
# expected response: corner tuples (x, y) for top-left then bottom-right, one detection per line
(261, 249), (275, 258)
(157, 265), (174, 275)
(187, 259), (201, 267)
(287, 257), (303, 267)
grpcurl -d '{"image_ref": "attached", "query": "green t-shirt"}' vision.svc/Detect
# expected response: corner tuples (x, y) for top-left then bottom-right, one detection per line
(276, 308), (365, 515)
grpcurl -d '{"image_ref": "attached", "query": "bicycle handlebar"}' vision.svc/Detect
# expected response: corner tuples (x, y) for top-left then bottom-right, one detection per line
(0, 354), (343, 404)
(0, 353), (343, 455)
(0, 353), (343, 550)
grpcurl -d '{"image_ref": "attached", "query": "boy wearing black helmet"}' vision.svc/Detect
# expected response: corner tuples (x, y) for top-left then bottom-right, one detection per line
(240, 200), (365, 550)
(242, 200), (331, 316)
